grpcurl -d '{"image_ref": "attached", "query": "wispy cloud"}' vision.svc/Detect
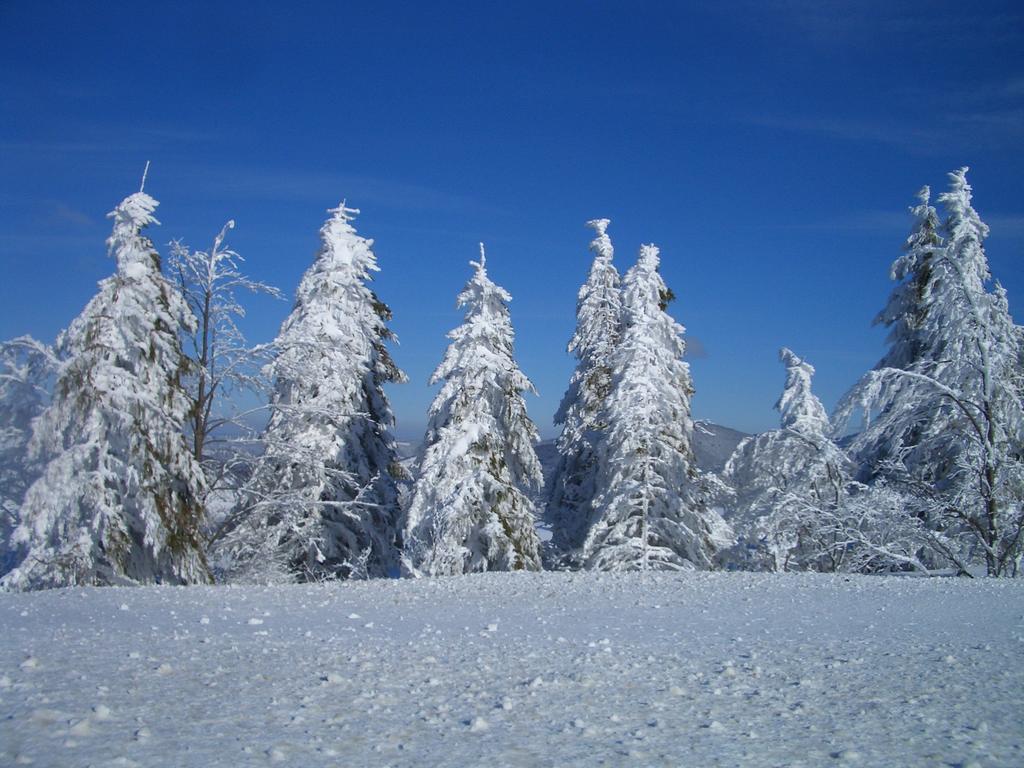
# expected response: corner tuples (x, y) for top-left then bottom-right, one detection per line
(929, 77), (1024, 104)
(746, 114), (939, 152)
(50, 202), (96, 229)
(751, 210), (911, 234)
(758, 1), (1023, 48)
(182, 164), (507, 216)
(1003, 78), (1024, 97)
(746, 103), (1024, 155)
(684, 336), (709, 360)
(986, 214), (1024, 237)
(762, 210), (1024, 238)
(0, 124), (216, 158)
(945, 109), (1024, 137)
(0, 232), (100, 251)
(735, 9), (1024, 153)
(0, 140), (114, 155)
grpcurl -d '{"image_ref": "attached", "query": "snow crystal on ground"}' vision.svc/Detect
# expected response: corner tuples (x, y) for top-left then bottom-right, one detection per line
(1, 572), (1021, 767)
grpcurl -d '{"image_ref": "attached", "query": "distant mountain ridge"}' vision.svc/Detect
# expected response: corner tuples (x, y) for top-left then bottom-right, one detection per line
(691, 420), (750, 473)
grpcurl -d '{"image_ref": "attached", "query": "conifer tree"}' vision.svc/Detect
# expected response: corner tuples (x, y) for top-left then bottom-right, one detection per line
(876, 187), (944, 371)
(2, 185), (209, 590)
(844, 186), (944, 477)
(548, 219), (622, 557)
(839, 169), (1024, 575)
(403, 246), (542, 576)
(221, 203), (405, 582)
(0, 336), (54, 575)
(581, 244), (728, 570)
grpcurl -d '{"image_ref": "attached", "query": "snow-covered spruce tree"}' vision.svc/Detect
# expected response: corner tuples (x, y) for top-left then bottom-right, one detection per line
(2, 188), (210, 590)
(403, 245), (543, 576)
(0, 337), (55, 575)
(722, 348), (853, 571)
(838, 168), (1024, 576)
(219, 203), (405, 583)
(843, 185), (944, 479)
(580, 244), (729, 571)
(547, 218), (622, 557)
(169, 221), (281, 480)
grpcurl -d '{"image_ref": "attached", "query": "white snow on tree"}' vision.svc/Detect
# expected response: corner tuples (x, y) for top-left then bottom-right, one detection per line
(722, 348), (853, 571)
(547, 219), (622, 558)
(808, 481), (941, 575)
(0, 337), (55, 575)
(838, 168), (1024, 576)
(844, 185), (945, 478)
(580, 244), (729, 571)
(220, 203), (405, 583)
(2, 186), (210, 590)
(875, 186), (944, 371)
(403, 245), (543, 576)
(776, 348), (830, 436)
(169, 221), (281, 479)
(723, 349), (948, 574)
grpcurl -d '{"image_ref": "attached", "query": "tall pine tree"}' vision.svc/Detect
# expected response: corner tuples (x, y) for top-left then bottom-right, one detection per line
(843, 186), (944, 478)
(839, 169), (1024, 575)
(221, 203), (405, 583)
(547, 219), (622, 558)
(403, 246), (542, 576)
(2, 186), (209, 590)
(581, 244), (727, 571)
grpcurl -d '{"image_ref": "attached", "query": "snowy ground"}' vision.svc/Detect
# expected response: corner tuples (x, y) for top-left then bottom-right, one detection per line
(1, 572), (1022, 767)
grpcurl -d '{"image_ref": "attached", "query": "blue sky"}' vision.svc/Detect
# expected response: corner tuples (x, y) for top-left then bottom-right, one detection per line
(1, 1), (1022, 439)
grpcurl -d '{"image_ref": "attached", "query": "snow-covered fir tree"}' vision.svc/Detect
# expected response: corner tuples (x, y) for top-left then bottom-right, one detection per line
(547, 219), (622, 557)
(2, 187), (210, 590)
(874, 186), (944, 371)
(843, 185), (944, 478)
(839, 168), (1024, 576)
(580, 244), (729, 571)
(403, 245), (543, 576)
(220, 203), (405, 583)
(0, 337), (54, 575)
(722, 348), (852, 571)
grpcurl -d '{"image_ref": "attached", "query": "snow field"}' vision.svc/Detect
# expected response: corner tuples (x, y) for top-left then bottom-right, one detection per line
(1, 572), (1022, 767)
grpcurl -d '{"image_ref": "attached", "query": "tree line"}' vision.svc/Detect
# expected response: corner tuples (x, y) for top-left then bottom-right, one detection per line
(0, 166), (1020, 589)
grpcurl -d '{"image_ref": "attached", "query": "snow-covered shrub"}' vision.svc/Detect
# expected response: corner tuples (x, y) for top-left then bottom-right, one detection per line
(721, 349), (851, 571)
